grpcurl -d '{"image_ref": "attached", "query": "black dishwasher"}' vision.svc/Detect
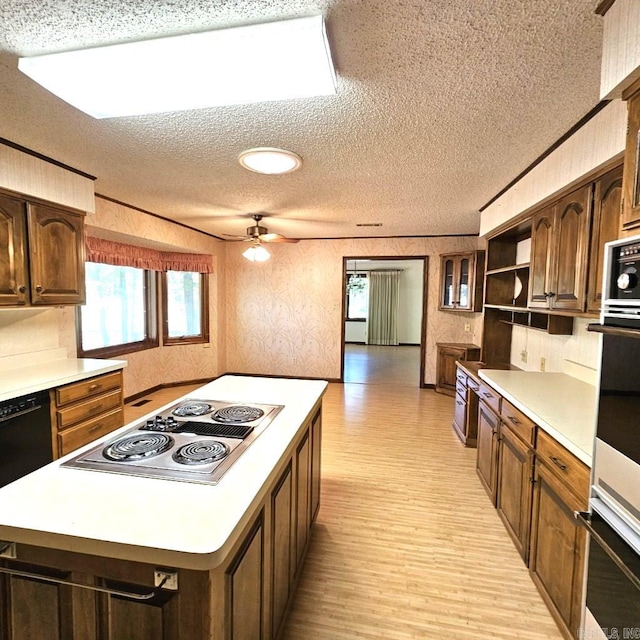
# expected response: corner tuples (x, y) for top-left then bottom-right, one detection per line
(0, 390), (53, 487)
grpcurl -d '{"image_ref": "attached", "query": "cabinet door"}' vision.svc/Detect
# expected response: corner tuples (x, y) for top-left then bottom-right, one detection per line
(550, 184), (592, 311)
(496, 425), (534, 563)
(476, 401), (499, 505)
(0, 194), (29, 306)
(529, 462), (587, 639)
(456, 255), (471, 310)
(26, 203), (86, 305)
(294, 430), (310, 573)
(440, 256), (457, 309)
(621, 90), (640, 234)
(310, 411), (322, 524)
(529, 207), (555, 308)
(587, 165), (623, 313)
(271, 464), (293, 639)
(436, 346), (464, 396)
(225, 516), (264, 640)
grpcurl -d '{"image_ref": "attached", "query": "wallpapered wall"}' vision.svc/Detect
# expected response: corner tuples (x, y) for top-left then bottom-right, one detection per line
(224, 235), (483, 385)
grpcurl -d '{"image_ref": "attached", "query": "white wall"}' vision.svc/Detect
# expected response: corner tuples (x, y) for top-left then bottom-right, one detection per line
(345, 321), (367, 343)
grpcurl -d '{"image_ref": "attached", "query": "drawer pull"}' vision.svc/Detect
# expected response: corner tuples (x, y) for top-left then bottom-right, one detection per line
(88, 383), (100, 391)
(507, 416), (519, 425)
(483, 392), (493, 398)
(550, 456), (567, 471)
(89, 423), (104, 433)
(456, 400), (464, 406)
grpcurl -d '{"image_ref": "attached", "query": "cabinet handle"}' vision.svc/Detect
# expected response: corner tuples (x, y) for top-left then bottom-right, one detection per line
(88, 383), (100, 391)
(548, 292), (555, 297)
(507, 416), (519, 425)
(483, 392), (493, 399)
(0, 565), (171, 601)
(456, 400), (464, 406)
(89, 422), (104, 433)
(18, 285), (26, 293)
(90, 403), (104, 414)
(35, 285), (42, 292)
(550, 455), (567, 471)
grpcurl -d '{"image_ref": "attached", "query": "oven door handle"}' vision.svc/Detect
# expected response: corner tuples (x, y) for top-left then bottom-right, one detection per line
(575, 510), (640, 592)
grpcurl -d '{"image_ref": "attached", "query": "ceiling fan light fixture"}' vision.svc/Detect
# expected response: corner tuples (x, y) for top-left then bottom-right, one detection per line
(242, 244), (271, 262)
(238, 147), (302, 175)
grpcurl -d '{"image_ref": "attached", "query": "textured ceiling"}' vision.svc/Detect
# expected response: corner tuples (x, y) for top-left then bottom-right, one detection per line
(0, 0), (603, 240)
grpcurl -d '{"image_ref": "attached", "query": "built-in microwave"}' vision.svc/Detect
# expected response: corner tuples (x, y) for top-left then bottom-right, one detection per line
(602, 235), (640, 328)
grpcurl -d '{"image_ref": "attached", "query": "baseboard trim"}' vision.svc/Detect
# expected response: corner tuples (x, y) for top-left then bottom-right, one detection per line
(124, 377), (218, 404)
(421, 383), (436, 389)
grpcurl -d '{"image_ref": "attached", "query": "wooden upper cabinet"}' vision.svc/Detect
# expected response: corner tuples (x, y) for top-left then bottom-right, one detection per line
(621, 89), (640, 235)
(26, 202), (86, 306)
(587, 165), (623, 313)
(528, 185), (592, 312)
(0, 194), (29, 306)
(0, 195), (86, 307)
(439, 252), (484, 312)
(529, 206), (555, 308)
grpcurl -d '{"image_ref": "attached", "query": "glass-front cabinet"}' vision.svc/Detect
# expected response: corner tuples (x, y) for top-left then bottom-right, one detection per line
(439, 251), (484, 312)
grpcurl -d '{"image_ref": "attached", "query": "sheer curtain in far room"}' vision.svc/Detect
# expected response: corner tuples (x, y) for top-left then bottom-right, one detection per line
(367, 270), (400, 346)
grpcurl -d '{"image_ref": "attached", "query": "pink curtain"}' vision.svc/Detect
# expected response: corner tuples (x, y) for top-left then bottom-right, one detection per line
(85, 236), (213, 273)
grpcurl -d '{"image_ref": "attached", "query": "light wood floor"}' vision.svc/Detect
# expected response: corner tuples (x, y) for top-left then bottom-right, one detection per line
(124, 382), (563, 639)
(343, 344), (421, 386)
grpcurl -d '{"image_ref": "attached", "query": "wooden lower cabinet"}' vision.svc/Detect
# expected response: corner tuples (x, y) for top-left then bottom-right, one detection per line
(310, 410), (322, 523)
(0, 405), (323, 640)
(476, 400), (499, 505)
(452, 365), (480, 447)
(529, 461), (587, 639)
(496, 424), (534, 563)
(435, 343), (480, 396)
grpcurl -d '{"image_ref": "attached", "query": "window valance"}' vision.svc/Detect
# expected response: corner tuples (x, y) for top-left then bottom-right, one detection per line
(85, 236), (213, 273)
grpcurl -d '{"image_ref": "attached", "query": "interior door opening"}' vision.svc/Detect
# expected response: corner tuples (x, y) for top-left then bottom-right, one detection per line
(341, 256), (427, 387)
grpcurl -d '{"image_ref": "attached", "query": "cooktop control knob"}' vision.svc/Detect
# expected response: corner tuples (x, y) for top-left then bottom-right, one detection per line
(617, 269), (638, 291)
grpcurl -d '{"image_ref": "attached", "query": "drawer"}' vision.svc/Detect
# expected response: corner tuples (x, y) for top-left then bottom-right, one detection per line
(500, 398), (535, 446)
(456, 368), (467, 386)
(453, 391), (466, 429)
(466, 375), (480, 393)
(58, 408), (123, 457)
(455, 377), (466, 397)
(478, 382), (500, 415)
(56, 388), (122, 430)
(536, 429), (590, 500)
(55, 371), (122, 407)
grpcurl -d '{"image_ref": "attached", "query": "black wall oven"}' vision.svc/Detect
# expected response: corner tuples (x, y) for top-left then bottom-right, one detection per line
(582, 235), (640, 638)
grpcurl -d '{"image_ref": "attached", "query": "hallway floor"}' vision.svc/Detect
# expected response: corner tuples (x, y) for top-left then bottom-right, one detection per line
(343, 344), (421, 386)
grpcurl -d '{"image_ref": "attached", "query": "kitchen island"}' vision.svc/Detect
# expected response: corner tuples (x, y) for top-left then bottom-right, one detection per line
(0, 375), (327, 640)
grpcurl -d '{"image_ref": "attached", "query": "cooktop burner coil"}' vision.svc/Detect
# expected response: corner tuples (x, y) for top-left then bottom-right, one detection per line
(213, 405), (265, 424)
(172, 401), (213, 417)
(172, 440), (230, 465)
(103, 434), (174, 461)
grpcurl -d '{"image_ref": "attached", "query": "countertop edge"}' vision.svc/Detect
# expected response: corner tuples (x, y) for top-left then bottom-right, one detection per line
(0, 358), (128, 402)
(477, 370), (594, 467)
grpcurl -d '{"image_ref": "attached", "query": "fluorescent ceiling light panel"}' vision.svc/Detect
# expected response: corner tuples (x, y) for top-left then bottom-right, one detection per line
(18, 15), (336, 119)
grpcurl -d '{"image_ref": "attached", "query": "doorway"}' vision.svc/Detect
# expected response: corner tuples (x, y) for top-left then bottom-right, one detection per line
(341, 256), (428, 387)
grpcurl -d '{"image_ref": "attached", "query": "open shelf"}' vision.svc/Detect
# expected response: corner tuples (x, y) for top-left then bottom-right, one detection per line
(485, 263), (530, 276)
(485, 267), (529, 308)
(494, 309), (574, 335)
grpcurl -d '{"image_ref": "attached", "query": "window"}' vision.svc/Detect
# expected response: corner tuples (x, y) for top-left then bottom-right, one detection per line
(77, 263), (158, 357)
(162, 271), (209, 345)
(346, 273), (369, 320)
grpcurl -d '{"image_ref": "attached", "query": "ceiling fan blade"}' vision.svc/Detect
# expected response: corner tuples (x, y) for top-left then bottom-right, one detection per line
(221, 233), (252, 241)
(260, 233), (299, 243)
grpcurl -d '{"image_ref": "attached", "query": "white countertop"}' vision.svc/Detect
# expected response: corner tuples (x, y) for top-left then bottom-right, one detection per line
(0, 358), (128, 402)
(0, 375), (327, 570)
(478, 370), (598, 466)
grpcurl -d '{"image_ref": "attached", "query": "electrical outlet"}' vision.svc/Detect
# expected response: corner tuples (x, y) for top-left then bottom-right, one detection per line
(464, 323), (471, 332)
(540, 357), (546, 372)
(520, 349), (527, 363)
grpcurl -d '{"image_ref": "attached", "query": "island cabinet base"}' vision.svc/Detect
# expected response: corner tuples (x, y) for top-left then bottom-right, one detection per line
(0, 407), (323, 640)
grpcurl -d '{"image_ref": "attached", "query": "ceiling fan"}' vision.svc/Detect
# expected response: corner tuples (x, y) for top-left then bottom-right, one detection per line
(224, 214), (300, 244)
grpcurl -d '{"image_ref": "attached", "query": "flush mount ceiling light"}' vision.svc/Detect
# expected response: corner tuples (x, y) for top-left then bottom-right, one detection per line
(238, 147), (302, 175)
(242, 243), (271, 262)
(17, 15), (336, 119)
